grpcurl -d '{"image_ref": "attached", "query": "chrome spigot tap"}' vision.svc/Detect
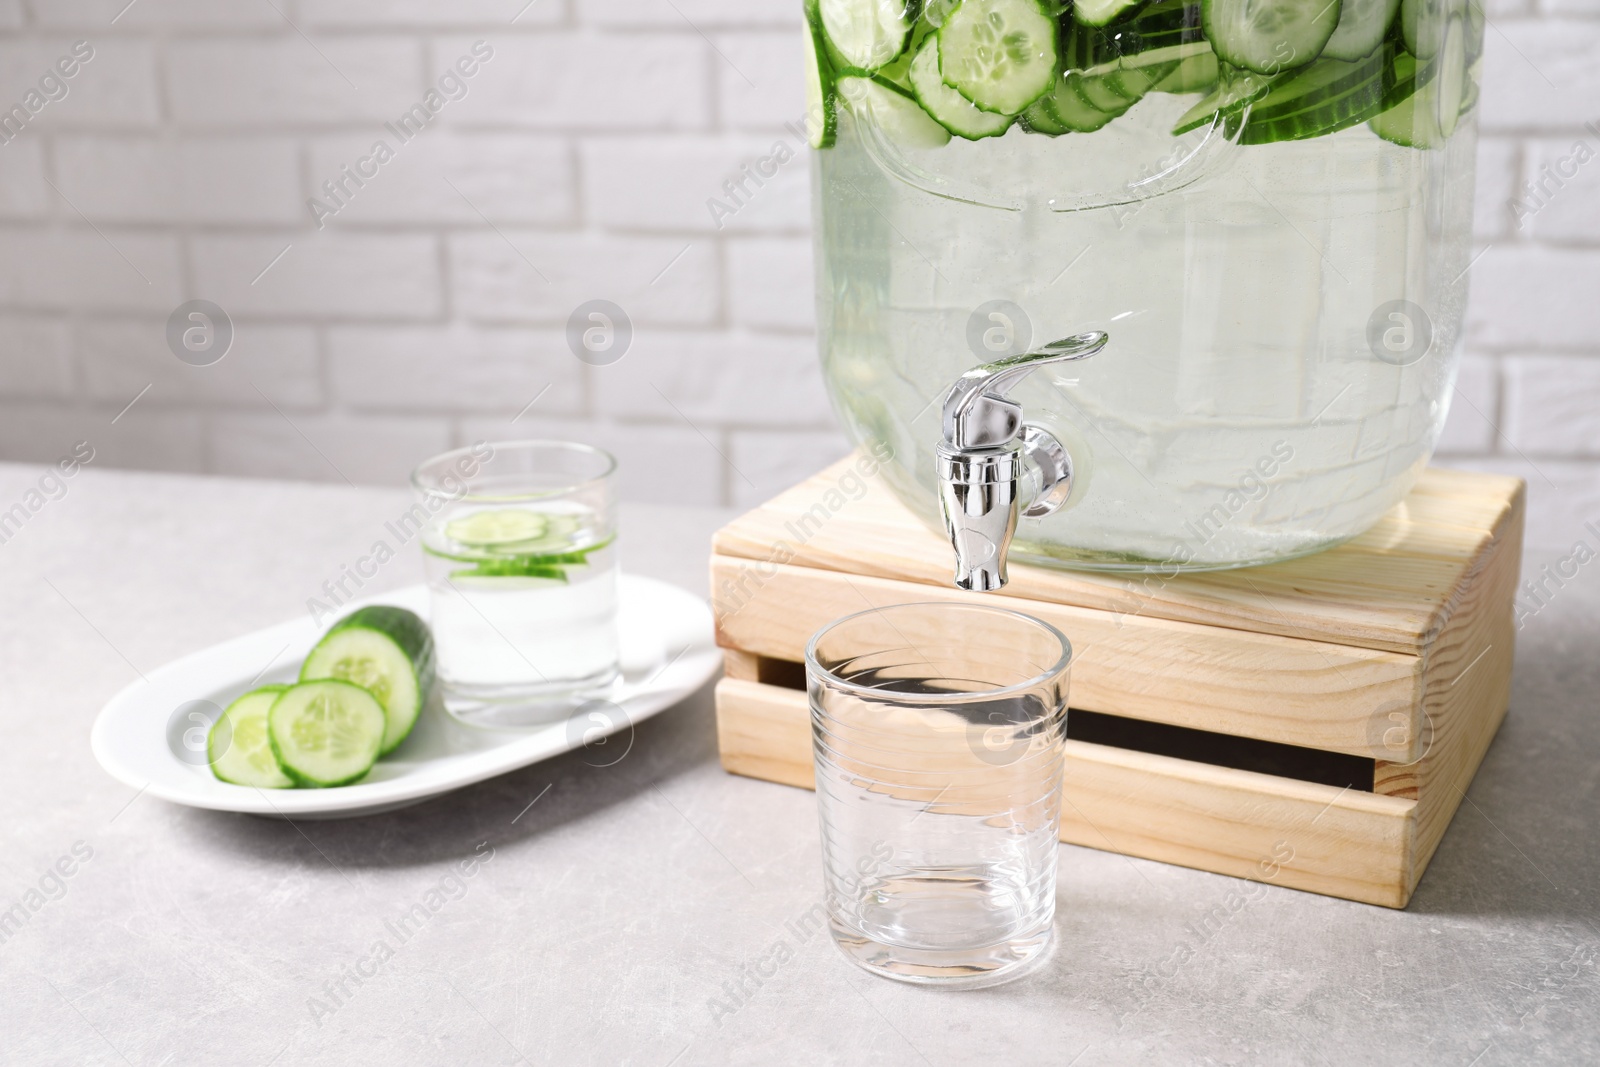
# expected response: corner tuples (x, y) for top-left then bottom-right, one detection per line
(935, 331), (1108, 591)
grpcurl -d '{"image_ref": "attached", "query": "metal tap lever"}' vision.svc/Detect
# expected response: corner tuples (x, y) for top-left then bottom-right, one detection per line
(936, 331), (1107, 591)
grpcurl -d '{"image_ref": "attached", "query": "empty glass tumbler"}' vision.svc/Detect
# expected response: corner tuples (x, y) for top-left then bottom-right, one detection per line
(806, 602), (1071, 988)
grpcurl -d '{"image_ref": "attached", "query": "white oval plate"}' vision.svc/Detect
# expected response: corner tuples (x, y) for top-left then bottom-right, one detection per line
(90, 576), (719, 819)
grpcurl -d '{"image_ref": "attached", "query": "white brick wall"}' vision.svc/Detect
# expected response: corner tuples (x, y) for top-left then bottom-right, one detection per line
(0, 0), (1594, 511)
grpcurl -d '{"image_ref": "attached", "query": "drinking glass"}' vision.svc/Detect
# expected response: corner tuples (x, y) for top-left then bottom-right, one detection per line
(411, 440), (619, 726)
(806, 602), (1071, 988)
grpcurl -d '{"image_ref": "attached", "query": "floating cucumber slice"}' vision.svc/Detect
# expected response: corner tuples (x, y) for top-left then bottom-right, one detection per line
(1237, 44), (1394, 143)
(1368, 56), (1439, 146)
(1082, 41), (1213, 78)
(300, 605), (434, 755)
(1401, 0), (1462, 59)
(1030, 73), (1119, 130)
(939, 0), (1059, 115)
(1432, 16), (1467, 138)
(911, 36), (1015, 138)
(803, 3), (840, 147)
(1321, 0), (1401, 61)
(1153, 50), (1220, 91)
(1075, 0), (1154, 26)
(209, 685), (293, 788)
(1076, 70), (1137, 112)
(1202, 0), (1342, 76)
(839, 74), (952, 146)
(267, 680), (386, 788)
(1107, 59), (1179, 99)
(1019, 94), (1073, 133)
(1171, 64), (1275, 132)
(923, 0), (962, 25)
(1069, 0), (1208, 72)
(819, 0), (915, 72)
(445, 508), (548, 547)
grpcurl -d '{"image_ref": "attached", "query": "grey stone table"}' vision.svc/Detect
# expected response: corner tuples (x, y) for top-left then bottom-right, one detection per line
(1, 462), (1596, 1067)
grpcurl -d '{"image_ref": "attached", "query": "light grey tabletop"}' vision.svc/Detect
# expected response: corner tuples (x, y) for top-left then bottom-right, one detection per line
(1, 462), (1596, 1067)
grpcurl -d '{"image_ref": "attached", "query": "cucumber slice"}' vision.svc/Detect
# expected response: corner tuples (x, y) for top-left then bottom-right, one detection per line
(267, 680), (386, 788)
(1019, 94), (1073, 133)
(1082, 41), (1212, 77)
(300, 606), (435, 755)
(911, 36), (1015, 138)
(819, 0), (916, 72)
(209, 685), (294, 788)
(1171, 64), (1273, 132)
(838, 74), (953, 146)
(1076, 73), (1134, 111)
(1107, 59), (1179, 98)
(1320, 0), (1400, 60)
(1069, 0), (1207, 72)
(1037, 73), (1120, 130)
(803, 4), (840, 147)
(923, 0), (961, 25)
(938, 0), (1059, 115)
(1202, 0), (1342, 75)
(1152, 49), (1220, 91)
(1432, 16), (1466, 137)
(446, 508), (548, 547)
(1237, 43), (1394, 143)
(1075, 0), (1153, 25)
(1400, 0), (1462, 60)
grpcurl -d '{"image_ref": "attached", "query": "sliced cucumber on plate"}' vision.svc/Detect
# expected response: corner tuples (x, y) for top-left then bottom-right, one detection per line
(209, 685), (293, 789)
(268, 680), (388, 788)
(938, 0), (1059, 115)
(300, 605), (435, 755)
(819, 0), (917, 72)
(839, 74), (952, 146)
(910, 36), (1015, 138)
(1202, 0), (1342, 76)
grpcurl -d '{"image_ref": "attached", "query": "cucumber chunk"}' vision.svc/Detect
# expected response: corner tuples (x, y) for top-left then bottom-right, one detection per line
(819, 0), (916, 72)
(803, 8), (841, 148)
(1202, 0), (1342, 76)
(839, 74), (953, 146)
(1320, 0), (1400, 61)
(301, 606), (435, 755)
(209, 685), (293, 789)
(938, 0), (1059, 115)
(267, 680), (386, 788)
(912, 36), (1015, 138)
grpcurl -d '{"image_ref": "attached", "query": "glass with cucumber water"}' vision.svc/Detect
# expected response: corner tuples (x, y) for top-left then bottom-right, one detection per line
(411, 441), (619, 726)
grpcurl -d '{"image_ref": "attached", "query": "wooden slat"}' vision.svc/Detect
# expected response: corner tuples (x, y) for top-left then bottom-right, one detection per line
(715, 678), (1418, 909)
(711, 457), (1525, 656)
(713, 556), (1422, 761)
(721, 649), (762, 682)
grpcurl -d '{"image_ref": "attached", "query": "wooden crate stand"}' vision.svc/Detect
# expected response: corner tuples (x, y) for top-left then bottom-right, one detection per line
(709, 455), (1524, 909)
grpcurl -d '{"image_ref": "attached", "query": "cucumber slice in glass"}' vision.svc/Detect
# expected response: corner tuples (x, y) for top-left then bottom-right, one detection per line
(209, 685), (293, 788)
(1401, 0), (1462, 59)
(913, 36), (1016, 137)
(1171, 64), (1274, 133)
(300, 606), (435, 755)
(1236, 44), (1394, 143)
(1074, 0), (1153, 26)
(445, 508), (548, 547)
(1152, 50), (1220, 92)
(839, 74), (953, 146)
(1320, 0), (1400, 61)
(1432, 16), (1467, 138)
(819, 0), (915, 72)
(1076, 71), (1137, 112)
(1019, 94), (1073, 133)
(803, 4), (840, 147)
(938, 0), (1059, 115)
(1202, 0), (1342, 76)
(267, 680), (386, 788)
